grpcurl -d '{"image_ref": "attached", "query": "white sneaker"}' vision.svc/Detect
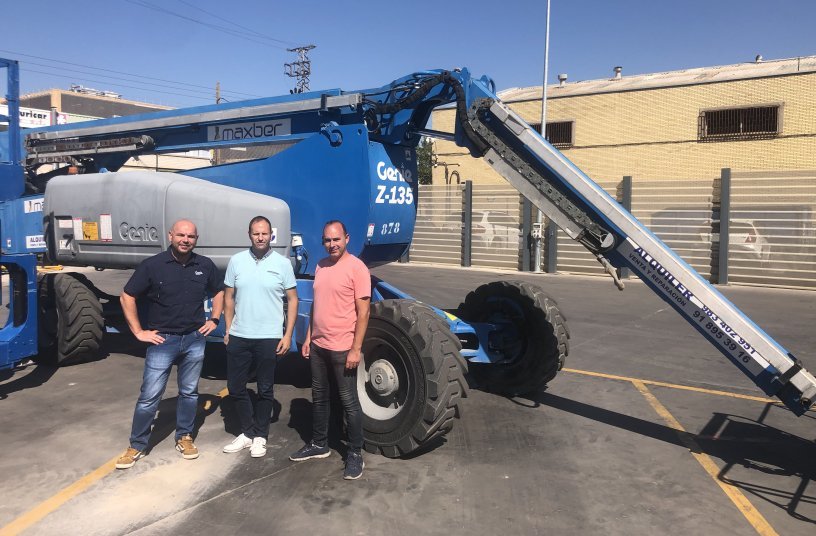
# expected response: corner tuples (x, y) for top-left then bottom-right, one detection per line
(223, 433), (253, 453)
(250, 437), (267, 458)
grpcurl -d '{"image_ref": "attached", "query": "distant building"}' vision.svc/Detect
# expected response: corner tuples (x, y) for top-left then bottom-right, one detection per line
(431, 55), (816, 184)
(18, 88), (171, 120)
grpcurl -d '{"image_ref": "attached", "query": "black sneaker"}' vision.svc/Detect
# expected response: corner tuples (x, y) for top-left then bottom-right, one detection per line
(289, 441), (331, 462)
(343, 451), (364, 480)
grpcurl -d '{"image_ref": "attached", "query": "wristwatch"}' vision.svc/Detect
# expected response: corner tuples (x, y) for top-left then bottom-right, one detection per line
(208, 317), (220, 326)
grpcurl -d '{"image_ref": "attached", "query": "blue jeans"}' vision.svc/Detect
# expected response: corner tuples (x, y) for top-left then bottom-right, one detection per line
(226, 336), (279, 440)
(129, 331), (206, 451)
(310, 343), (363, 453)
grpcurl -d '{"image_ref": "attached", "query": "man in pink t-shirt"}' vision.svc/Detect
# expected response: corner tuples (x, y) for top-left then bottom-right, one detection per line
(289, 220), (371, 480)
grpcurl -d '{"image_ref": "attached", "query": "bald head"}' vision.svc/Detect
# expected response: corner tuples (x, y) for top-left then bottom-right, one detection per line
(168, 219), (198, 259)
(171, 219), (198, 236)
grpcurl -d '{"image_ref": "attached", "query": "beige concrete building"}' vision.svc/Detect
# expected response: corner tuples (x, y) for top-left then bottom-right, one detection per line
(9, 88), (211, 172)
(431, 55), (816, 184)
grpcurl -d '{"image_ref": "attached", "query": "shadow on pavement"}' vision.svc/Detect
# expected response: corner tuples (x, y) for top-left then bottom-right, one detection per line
(698, 406), (816, 525)
(526, 390), (689, 448)
(141, 392), (224, 453)
(287, 398), (346, 455)
(522, 389), (816, 523)
(0, 364), (59, 400)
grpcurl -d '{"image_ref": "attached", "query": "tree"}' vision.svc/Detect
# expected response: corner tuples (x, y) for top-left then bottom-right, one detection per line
(416, 137), (434, 185)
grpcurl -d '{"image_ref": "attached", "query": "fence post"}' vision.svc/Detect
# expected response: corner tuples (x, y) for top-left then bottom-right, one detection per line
(545, 220), (558, 273)
(618, 176), (632, 279)
(462, 180), (472, 267)
(521, 197), (533, 271)
(718, 168), (731, 285)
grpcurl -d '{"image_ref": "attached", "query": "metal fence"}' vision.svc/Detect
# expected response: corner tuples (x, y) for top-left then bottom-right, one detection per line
(409, 184), (462, 265)
(633, 178), (717, 281)
(409, 170), (816, 290)
(554, 179), (619, 276)
(470, 185), (522, 270)
(729, 170), (816, 289)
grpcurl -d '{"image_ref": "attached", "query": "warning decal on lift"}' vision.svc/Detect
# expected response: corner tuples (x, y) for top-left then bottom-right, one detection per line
(83, 221), (99, 241)
(100, 214), (113, 242)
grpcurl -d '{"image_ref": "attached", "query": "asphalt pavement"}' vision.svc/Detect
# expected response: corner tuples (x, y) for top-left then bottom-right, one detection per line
(1, 262), (814, 536)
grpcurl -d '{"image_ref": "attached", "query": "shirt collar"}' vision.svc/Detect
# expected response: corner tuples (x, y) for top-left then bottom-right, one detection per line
(249, 247), (273, 262)
(163, 247), (198, 265)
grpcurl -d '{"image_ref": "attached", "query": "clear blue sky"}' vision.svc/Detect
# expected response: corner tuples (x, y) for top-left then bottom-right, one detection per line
(2, 0), (815, 108)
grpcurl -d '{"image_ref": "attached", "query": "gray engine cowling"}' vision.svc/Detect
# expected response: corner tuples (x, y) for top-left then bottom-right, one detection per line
(43, 170), (291, 271)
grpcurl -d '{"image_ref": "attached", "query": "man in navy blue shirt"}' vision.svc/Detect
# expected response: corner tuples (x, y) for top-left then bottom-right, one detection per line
(116, 219), (224, 470)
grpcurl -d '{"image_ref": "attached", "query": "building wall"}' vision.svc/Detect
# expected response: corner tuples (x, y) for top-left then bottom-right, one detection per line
(19, 90), (170, 118)
(14, 90), (207, 173)
(431, 72), (816, 184)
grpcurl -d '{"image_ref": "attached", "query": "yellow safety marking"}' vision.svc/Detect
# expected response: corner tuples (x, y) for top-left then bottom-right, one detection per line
(36, 266), (64, 272)
(0, 455), (121, 536)
(632, 380), (779, 536)
(563, 367), (778, 404)
(0, 388), (230, 536)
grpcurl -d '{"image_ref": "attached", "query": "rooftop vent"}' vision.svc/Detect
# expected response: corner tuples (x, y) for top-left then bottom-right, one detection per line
(557, 73), (568, 87)
(755, 54), (763, 63)
(613, 66), (623, 80)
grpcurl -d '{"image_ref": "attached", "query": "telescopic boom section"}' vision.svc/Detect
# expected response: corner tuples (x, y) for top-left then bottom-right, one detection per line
(370, 70), (815, 415)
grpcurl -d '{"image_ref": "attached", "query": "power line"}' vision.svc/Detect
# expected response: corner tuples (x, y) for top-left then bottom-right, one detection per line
(175, 0), (297, 45)
(0, 49), (262, 99)
(21, 68), (215, 103)
(125, 0), (293, 50)
(21, 60), (234, 100)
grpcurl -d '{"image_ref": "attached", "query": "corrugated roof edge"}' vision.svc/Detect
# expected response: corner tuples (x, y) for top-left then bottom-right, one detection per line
(497, 55), (816, 102)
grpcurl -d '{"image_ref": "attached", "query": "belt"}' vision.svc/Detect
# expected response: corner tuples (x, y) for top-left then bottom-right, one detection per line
(158, 329), (198, 336)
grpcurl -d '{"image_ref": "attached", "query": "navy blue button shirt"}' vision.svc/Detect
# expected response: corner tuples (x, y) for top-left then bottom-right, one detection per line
(124, 248), (223, 333)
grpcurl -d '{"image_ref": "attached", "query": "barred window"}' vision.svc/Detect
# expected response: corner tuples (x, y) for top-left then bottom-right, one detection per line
(530, 121), (574, 149)
(698, 105), (780, 141)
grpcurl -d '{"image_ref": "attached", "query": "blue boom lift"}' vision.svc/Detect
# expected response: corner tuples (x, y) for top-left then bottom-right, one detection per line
(1, 59), (814, 457)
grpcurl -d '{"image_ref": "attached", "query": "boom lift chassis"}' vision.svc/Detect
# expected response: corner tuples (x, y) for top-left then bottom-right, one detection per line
(1, 61), (812, 459)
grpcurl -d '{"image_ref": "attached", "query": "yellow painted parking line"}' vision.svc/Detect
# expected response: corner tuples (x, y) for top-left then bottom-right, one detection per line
(0, 455), (121, 536)
(632, 380), (779, 536)
(0, 387), (230, 536)
(563, 367), (778, 404)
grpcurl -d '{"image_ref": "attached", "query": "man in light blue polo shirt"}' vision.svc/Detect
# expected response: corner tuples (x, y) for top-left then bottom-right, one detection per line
(222, 216), (298, 458)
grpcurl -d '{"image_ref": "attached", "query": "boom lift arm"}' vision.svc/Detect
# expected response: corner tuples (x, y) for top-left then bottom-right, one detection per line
(365, 69), (816, 415)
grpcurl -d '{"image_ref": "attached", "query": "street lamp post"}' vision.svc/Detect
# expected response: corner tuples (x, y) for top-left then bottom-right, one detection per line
(534, 0), (551, 273)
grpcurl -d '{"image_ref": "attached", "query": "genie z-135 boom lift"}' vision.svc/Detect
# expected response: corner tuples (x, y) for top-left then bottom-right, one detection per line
(1, 58), (813, 457)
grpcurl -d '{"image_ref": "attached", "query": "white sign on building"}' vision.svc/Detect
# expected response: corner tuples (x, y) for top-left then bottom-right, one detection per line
(0, 105), (69, 127)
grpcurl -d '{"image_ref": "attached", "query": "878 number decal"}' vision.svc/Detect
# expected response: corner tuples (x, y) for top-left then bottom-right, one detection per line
(381, 222), (401, 235)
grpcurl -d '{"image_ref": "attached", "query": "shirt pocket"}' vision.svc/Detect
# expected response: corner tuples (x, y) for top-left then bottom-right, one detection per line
(184, 277), (207, 303)
(160, 274), (204, 305)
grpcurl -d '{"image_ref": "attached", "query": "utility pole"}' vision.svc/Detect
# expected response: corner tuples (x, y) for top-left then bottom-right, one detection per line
(284, 45), (316, 94)
(534, 0), (551, 273)
(213, 81), (221, 165)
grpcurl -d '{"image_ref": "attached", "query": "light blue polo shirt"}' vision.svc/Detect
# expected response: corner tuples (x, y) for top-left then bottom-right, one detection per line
(224, 249), (297, 339)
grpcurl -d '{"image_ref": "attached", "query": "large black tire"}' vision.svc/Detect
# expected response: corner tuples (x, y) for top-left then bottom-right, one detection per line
(456, 280), (568, 396)
(360, 299), (468, 458)
(36, 273), (104, 366)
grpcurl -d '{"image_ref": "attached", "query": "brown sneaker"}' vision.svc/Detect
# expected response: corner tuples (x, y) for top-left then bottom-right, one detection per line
(175, 435), (199, 460)
(115, 447), (144, 470)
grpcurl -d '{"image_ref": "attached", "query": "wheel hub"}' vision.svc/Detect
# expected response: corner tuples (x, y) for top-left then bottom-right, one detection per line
(367, 359), (399, 396)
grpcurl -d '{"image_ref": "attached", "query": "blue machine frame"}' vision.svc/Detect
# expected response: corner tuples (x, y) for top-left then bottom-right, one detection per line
(3, 62), (814, 418)
(0, 58), (39, 369)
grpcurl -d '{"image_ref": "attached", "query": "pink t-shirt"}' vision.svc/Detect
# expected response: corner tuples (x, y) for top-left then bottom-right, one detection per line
(311, 253), (371, 351)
